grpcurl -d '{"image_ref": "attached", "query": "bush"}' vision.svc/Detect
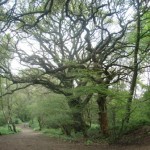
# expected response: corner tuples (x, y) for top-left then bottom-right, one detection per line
(0, 126), (15, 135)
(29, 118), (40, 131)
(0, 113), (6, 126)
(14, 118), (22, 124)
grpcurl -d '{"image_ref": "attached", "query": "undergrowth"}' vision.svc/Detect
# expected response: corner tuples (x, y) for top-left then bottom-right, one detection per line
(0, 126), (15, 135)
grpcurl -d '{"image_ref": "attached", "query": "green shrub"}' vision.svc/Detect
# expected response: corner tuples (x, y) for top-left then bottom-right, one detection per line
(85, 139), (93, 145)
(0, 113), (6, 126)
(87, 124), (100, 138)
(29, 118), (40, 130)
(0, 126), (14, 135)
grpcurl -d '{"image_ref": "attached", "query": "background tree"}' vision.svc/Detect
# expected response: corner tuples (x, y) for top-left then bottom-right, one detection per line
(0, 78), (17, 132)
(125, 0), (150, 123)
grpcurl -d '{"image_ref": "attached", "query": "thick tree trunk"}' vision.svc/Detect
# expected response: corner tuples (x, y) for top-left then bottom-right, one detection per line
(73, 111), (88, 137)
(68, 97), (88, 137)
(97, 94), (109, 136)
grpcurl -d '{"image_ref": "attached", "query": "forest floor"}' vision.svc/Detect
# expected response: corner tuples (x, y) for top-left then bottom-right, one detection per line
(0, 124), (150, 150)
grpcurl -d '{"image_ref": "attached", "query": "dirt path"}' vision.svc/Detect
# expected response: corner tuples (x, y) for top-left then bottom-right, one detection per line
(0, 125), (149, 150)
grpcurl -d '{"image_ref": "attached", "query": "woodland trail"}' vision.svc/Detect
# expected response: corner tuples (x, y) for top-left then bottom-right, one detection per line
(0, 125), (149, 150)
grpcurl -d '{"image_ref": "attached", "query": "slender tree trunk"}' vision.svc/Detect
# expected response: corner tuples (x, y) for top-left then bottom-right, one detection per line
(61, 124), (71, 136)
(9, 118), (17, 133)
(12, 123), (17, 133)
(0, 77), (8, 125)
(7, 120), (12, 131)
(125, 0), (141, 123)
(97, 94), (109, 136)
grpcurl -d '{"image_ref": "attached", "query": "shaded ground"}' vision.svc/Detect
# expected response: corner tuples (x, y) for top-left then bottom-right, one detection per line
(0, 125), (150, 150)
(116, 125), (150, 145)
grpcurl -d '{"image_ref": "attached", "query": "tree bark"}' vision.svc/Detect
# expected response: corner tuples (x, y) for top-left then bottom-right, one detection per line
(97, 94), (109, 136)
(125, 0), (141, 123)
(12, 122), (17, 133)
(37, 117), (42, 130)
(68, 97), (88, 137)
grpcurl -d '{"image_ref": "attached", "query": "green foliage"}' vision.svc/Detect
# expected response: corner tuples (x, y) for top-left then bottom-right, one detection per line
(0, 126), (15, 135)
(83, 99), (99, 125)
(14, 118), (22, 124)
(87, 124), (100, 138)
(0, 34), (13, 64)
(42, 128), (62, 137)
(107, 89), (150, 142)
(66, 84), (108, 99)
(0, 112), (6, 126)
(0, 0), (150, 144)
(12, 92), (31, 122)
(41, 128), (78, 142)
(108, 90), (129, 125)
(29, 93), (73, 131)
(85, 139), (93, 145)
(29, 118), (41, 131)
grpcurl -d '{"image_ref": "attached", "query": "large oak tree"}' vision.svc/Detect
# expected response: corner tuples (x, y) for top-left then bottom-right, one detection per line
(0, 0), (150, 136)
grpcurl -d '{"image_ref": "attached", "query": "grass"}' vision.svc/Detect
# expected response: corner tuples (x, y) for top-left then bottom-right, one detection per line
(41, 128), (90, 143)
(42, 128), (75, 141)
(42, 128), (62, 137)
